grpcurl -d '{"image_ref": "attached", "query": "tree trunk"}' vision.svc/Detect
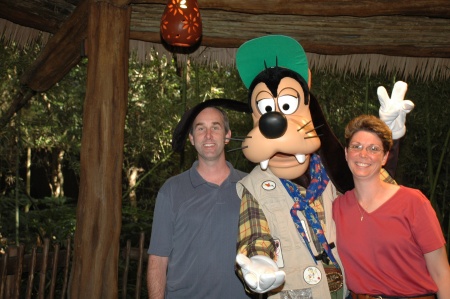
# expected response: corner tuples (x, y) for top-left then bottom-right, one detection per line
(26, 147), (31, 196)
(127, 166), (143, 208)
(69, 1), (130, 298)
(49, 149), (65, 198)
(25, 147), (31, 213)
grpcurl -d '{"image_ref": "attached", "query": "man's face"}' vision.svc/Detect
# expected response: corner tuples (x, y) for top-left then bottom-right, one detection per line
(189, 107), (231, 163)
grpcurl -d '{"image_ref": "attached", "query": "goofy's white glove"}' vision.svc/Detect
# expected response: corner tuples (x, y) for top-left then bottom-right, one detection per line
(236, 253), (285, 293)
(378, 81), (415, 140)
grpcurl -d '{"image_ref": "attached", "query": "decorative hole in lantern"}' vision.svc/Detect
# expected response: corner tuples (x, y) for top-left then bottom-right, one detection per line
(160, 0), (202, 47)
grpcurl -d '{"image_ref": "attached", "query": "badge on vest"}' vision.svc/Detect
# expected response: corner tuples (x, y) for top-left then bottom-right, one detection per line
(261, 180), (276, 191)
(303, 266), (322, 285)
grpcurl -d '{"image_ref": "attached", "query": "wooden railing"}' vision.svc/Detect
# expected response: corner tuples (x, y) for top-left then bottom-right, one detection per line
(121, 232), (148, 299)
(0, 232), (148, 299)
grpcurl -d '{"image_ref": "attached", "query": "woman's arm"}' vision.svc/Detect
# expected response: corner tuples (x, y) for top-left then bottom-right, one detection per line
(424, 246), (450, 298)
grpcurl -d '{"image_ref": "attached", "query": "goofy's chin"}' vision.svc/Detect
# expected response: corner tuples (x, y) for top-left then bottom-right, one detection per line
(266, 155), (311, 180)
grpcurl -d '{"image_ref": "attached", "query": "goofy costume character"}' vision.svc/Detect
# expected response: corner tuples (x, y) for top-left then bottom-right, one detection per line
(234, 35), (414, 299)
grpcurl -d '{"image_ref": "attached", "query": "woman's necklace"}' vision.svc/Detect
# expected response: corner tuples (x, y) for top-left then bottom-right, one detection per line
(354, 196), (365, 221)
(353, 184), (390, 221)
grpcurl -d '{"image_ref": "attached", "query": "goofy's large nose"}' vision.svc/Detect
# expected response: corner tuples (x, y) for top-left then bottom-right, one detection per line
(259, 111), (288, 139)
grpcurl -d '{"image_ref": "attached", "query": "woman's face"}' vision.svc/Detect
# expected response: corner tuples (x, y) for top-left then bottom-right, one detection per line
(345, 130), (389, 180)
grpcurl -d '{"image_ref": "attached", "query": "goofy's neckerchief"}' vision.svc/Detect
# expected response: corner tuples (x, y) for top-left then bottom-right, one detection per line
(280, 154), (340, 269)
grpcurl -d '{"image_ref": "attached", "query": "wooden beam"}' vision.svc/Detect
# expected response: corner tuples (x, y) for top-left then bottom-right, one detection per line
(18, 0), (89, 92)
(130, 31), (450, 58)
(0, 87), (35, 129)
(0, 2), (61, 33)
(0, 0), (71, 33)
(2, 0), (449, 60)
(129, 5), (450, 58)
(131, 0), (450, 18)
(69, 1), (131, 298)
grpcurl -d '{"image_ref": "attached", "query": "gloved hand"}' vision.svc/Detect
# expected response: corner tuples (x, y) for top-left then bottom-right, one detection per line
(236, 253), (285, 293)
(378, 81), (415, 139)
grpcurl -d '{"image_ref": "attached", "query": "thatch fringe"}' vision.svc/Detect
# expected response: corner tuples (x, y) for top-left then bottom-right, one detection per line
(2, 20), (449, 82)
(0, 19), (50, 48)
(306, 53), (450, 81)
(129, 40), (450, 82)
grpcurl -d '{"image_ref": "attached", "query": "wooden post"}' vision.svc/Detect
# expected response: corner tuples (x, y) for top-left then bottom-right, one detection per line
(69, 1), (131, 298)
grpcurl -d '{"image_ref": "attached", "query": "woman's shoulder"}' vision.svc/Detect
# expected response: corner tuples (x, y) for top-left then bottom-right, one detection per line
(397, 185), (426, 197)
(333, 189), (355, 206)
(395, 185), (430, 206)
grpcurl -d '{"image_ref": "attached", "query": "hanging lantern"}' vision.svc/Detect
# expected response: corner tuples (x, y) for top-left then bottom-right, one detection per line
(160, 0), (202, 47)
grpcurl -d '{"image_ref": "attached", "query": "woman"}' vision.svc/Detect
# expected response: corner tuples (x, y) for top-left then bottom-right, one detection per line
(333, 114), (450, 299)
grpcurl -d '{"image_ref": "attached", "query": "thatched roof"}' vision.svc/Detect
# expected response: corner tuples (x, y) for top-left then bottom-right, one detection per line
(1, 0), (450, 85)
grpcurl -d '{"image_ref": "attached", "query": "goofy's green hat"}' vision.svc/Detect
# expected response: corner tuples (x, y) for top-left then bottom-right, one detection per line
(236, 35), (309, 89)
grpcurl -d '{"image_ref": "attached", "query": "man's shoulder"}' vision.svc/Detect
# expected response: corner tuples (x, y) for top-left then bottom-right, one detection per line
(226, 161), (248, 180)
(234, 169), (248, 179)
(162, 168), (191, 188)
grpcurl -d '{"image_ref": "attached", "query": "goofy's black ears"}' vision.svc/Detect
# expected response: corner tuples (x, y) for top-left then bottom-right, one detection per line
(309, 93), (354, 193)
(172, 98), (250, 153)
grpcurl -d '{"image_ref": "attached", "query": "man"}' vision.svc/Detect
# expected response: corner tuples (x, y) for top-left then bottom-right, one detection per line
(147, 103), (254, 299)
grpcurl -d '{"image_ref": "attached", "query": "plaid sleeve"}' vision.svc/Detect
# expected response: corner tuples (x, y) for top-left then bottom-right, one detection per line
(237, 188), (276, 260)
(380, 168), (397, 184)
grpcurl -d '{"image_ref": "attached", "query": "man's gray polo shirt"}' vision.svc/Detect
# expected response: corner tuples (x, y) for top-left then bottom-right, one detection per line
(149, 161), (253, 299)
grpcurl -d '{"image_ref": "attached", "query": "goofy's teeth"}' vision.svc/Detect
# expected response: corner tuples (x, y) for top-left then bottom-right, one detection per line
(295, 154), (306, 164)
(260, 159), (269, 170)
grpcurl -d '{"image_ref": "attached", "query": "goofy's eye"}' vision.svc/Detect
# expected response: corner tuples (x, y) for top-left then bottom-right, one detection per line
(257, 98), (276, 115)
(277, 95), (298, 115)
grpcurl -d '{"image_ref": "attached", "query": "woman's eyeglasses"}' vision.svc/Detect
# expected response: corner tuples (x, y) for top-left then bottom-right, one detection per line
(348, 144), (383, 154)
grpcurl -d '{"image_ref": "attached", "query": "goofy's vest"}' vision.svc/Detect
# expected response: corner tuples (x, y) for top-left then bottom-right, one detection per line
(237, 166), (347, 299)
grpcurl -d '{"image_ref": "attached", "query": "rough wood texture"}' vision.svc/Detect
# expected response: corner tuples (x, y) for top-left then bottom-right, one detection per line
(130, 4), (450, 57)
(18, 0), (89, 91)
(132, 0), (450, 17)
(69, 2), (131, 299)
(1, 0), (449, 58)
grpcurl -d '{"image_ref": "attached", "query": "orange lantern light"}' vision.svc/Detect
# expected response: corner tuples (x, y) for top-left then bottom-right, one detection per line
(160, 0), (202, 47)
